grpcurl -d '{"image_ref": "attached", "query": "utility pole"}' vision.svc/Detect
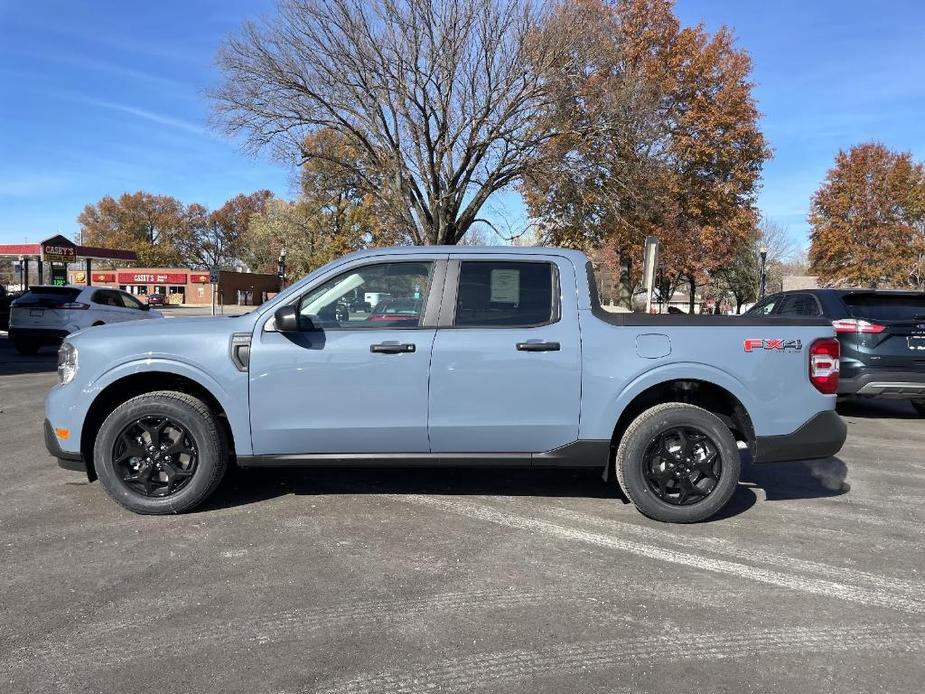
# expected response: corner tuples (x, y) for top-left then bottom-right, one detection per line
(758, 244), (768, 300)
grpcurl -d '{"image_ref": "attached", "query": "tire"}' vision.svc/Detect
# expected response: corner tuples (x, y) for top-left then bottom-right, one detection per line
(911, 399), (925, 416)
(615, 403), (741, 523)
(12, 339), (40, 355)
(94, 391), (227, 514)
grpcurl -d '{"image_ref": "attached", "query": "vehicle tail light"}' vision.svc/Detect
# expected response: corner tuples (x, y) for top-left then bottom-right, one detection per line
(58, 302), (90, 310)
(809, 338), (840, 394)
(831, 318), (885, 334)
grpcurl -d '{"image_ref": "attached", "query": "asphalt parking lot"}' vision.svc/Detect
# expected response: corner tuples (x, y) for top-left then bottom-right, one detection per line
(1, 333), (924, 693)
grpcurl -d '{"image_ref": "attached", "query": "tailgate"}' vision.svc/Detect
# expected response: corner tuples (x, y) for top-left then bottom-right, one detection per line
(842, 292), (925, 369)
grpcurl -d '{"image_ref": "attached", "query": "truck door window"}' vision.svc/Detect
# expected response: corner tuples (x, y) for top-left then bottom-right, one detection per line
(453, 261), (556, 327)
(297, 261), (433, 329)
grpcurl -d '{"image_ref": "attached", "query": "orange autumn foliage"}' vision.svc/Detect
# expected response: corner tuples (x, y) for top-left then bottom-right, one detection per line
(809, 142), (925, 289)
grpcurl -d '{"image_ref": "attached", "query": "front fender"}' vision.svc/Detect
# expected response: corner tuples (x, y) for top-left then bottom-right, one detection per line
(87, 358), (251, 455)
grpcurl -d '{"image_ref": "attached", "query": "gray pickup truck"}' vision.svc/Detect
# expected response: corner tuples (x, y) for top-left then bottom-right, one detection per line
(45, 247), (846, 523)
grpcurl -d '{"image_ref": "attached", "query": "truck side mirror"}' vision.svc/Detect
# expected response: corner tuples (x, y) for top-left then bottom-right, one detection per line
(274, 305), (301, 332)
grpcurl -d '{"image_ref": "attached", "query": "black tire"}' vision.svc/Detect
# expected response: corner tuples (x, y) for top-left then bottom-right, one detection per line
(615, 403), (740, 523)
(94, 391), (227, 514)
(911, 399), (925, 416)
(12, 339), (40, 355)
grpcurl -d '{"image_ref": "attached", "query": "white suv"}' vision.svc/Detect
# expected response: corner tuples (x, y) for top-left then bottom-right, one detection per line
(8, 285), (163, 355)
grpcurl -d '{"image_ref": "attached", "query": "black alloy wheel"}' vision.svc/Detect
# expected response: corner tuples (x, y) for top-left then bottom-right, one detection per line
(642, 426), (721, 505)
(112, 416), (199, 497)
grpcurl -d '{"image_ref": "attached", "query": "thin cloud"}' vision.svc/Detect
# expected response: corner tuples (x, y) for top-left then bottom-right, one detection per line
(85, 99), (206, 136)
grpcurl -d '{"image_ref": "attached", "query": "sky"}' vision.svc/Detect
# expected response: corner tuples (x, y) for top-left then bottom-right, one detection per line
(1, 0), (924, 252)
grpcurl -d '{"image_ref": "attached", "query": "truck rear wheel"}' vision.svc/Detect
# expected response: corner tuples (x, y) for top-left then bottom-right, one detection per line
(615, 403), (740, 523)
(94, 391), (227, 514)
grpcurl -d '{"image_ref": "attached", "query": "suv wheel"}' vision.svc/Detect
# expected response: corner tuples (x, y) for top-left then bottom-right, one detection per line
(615, 403), (741, 523)
(94, 391), (227, 514)
(912, 399), (925, 417)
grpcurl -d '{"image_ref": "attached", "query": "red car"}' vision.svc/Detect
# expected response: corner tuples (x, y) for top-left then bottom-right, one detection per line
(146, 293), (166, 307)
(366, 298), (422, 322)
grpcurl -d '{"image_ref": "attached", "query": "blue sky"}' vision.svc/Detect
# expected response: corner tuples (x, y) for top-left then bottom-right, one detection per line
(1, 0), (924, 251)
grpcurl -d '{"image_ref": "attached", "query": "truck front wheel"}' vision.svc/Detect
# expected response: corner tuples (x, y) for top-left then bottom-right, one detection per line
(94, 391), (228, 514)
(615, 403), (740, 523)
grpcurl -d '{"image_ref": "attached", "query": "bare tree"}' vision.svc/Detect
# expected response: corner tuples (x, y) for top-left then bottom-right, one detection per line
(213, 0), (562, 245)
(759, 218), (797, 265)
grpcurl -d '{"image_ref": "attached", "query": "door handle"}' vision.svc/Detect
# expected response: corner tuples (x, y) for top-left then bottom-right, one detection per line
(516, 341), (561, 352)
(370, 342), (416, 354)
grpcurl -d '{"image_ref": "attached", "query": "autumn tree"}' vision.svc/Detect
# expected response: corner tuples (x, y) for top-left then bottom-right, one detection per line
(176, 191), (274, 270)
(77, 192), (188, 266)
(213, 0), (570, 245)
(523, 0), (769, 310)
(809, 142), (925, 289)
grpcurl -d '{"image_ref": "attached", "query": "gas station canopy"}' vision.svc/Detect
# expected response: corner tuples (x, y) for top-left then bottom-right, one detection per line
(0, 234), (137, 287)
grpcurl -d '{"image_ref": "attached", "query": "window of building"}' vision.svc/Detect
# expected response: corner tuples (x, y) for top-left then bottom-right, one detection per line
(453, 261), (556, 327)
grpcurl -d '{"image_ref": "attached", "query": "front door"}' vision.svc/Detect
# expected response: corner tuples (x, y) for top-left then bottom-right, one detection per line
(249, 258), (443, 455)
(428, 256), (582, 453)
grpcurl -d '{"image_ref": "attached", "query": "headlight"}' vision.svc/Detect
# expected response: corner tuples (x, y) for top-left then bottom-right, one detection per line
(57, 342), (78, 385)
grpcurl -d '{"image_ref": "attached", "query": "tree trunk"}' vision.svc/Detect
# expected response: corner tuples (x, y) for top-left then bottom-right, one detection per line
(687, 275), (696, 314)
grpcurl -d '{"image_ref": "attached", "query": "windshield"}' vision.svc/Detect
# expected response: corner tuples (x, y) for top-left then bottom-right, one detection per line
(843, 293), (925, 321)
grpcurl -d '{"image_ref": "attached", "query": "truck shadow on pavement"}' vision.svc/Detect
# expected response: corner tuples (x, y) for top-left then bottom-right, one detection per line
(0, 336), (57, 376)
(201, 454), (848, 520)
(836, 397), (920, 419)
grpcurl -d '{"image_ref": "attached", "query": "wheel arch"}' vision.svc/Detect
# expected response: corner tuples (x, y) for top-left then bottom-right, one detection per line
(81, 371), (238, 479)
(609, 378), (756, 456)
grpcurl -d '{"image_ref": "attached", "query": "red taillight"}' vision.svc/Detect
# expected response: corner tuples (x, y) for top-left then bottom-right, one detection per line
(59, 302), (90, 310)
(831, 318), (885, 334)
(810, 338), (840, 394)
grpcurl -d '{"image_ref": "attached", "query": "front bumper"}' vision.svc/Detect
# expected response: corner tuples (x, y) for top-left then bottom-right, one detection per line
(43, 418), (88, 475)
(752, 410), (846, 464)
(839, 369), (925, 398)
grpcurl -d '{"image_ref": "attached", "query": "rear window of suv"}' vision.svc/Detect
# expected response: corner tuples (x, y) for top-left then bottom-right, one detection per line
(843, 293), (925, 321)
(13, 287), (81, 305)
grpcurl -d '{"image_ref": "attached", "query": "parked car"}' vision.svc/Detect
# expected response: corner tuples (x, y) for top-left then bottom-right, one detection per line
(0, 286), (17, 331)
(747, 289), (925, 415)
(44, 247), (845, 522)
(366, 298), (423, 323)
(9, 285), (163, 355)
(146, 292), (166, 307)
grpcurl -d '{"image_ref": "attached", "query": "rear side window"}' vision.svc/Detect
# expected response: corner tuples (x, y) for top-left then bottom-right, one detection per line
(92, 290), (122, 307)
(454, 261), (556, 327)
(777, 294), (821, 316)
(13, 287), (81, 305)
(747, 295), (779, 315)
(843, 293), (925, 321)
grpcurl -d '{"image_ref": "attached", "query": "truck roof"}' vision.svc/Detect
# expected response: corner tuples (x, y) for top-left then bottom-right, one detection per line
(342, 245), (589, 264)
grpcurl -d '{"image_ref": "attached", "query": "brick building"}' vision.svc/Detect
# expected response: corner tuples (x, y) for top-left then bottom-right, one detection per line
(68, 267), (280, 306)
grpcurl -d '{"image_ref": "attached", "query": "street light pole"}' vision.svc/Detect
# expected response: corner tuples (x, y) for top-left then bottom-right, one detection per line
(277, 248), (287, 290)
(758, 245), (768, 300)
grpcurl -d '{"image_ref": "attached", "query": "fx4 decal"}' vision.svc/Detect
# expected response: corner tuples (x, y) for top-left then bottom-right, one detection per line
(744, 338), (804, 353)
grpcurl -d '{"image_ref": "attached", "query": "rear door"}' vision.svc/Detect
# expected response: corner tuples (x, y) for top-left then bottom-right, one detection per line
(90, 289), (128, 323)
(841, 292), (925, 367)
(427, 255), (582, 453)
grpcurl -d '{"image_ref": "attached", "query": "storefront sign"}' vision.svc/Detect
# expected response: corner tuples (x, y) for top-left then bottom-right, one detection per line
(117, 272), (188, 284)
(190, 272), (210, 284)
(41, 235), (77, 263)
(92, 272), (116, 283)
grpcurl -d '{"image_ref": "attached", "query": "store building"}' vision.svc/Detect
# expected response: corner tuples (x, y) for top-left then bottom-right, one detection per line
(0, 234), (136, 288)
(68, 267), (280, 306)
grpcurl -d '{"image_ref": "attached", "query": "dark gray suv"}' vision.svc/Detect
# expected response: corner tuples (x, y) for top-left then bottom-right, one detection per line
(748, 289), (925, 415)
